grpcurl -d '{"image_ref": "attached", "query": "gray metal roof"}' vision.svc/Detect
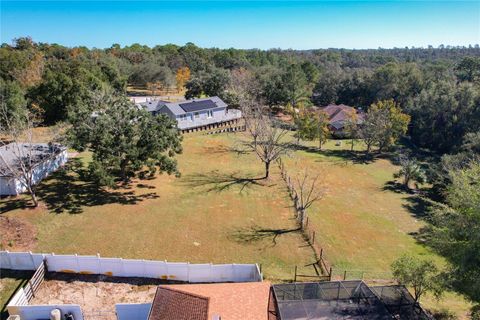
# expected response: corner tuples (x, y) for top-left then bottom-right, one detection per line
(139, 100), (169, 113)
(0, 143), (66, 177)
(141, 96), (227, 116)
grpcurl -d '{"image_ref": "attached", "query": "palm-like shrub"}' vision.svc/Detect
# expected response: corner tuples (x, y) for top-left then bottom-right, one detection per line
(394, 156), (426, 189)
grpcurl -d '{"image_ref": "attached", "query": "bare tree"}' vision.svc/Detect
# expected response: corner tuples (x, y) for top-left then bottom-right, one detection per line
(295, 170), (324, 229)
(0, 105), (64, 207)
(243, 111), (289, 179)
(230, 71), (289, 178)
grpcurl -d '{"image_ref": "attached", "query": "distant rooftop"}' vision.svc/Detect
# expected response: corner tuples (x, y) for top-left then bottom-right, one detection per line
(140, 96), (227, 115)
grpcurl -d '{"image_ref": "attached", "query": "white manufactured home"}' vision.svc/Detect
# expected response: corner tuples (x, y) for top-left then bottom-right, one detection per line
(140, 96), (242, 132)
(0, 143), (68, 196)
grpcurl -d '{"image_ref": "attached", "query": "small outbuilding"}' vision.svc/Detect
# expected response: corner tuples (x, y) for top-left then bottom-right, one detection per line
(0, 142), (68, 195)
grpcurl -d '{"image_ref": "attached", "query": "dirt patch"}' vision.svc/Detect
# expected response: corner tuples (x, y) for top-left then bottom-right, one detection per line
(31, 273), (174, 317)
(0, 216), (37, 251)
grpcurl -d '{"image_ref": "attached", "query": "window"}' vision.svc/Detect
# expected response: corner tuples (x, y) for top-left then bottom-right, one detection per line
(194, 112), (200, 119)
(207, 110), (213, 118)
(179, 114), (187, 121)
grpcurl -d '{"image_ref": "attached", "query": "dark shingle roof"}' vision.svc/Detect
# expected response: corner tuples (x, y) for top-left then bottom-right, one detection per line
(148, 286), (209, 320)
(179, 100), (218, 113)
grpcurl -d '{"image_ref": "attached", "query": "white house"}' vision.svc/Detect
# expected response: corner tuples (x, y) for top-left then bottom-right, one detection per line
(0, 143), (68, 195)
(140, 96), (242, 132)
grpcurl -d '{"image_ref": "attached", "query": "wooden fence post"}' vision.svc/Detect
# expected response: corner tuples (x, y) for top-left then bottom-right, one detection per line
(329, 267), (333, 281)
(343, 270), (347, 280)
(294, 265), (297, 282)
(312, 231), (315, 244)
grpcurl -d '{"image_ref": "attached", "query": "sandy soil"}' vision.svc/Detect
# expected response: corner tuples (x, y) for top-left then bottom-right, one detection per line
(31, 273), (170, 317)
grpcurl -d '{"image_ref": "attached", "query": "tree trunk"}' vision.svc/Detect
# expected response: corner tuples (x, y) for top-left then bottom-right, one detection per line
(350, 139), (354, 151)
(319, 139), (322, 151)
(27, 186), (39, 207)
(264, 161), (270, 179)
(299, 209), (307, 230)
(366, 143), (371, 154)
(404, 175), (410, 189)
(120, 159), (129, 183)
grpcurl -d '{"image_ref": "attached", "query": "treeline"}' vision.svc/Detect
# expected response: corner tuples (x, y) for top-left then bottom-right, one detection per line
(1, 38), (480, 309)
(1, 37), (480, 154)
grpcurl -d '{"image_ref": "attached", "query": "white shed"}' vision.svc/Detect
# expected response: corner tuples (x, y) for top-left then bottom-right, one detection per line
(0, 143), (68, 195)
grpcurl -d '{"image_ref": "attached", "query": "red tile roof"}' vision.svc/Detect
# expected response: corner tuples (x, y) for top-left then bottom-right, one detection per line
(148, 286), (209, 320)
(160, 282), (272, 320)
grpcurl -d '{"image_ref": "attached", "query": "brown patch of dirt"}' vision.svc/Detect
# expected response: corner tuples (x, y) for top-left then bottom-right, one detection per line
(31, 273), (174, 317)
(0, 216), (37, 251)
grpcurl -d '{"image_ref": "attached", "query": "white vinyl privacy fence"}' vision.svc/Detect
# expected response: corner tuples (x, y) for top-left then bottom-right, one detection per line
(2, 251), (262, 320)
(1, 251), (262, 282)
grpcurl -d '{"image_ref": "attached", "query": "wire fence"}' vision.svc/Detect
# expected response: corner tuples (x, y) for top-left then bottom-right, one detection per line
(276, 158), (332, 280)
(277, 157), (398, 284)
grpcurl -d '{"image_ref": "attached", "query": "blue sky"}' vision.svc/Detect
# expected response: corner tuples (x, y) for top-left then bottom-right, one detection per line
(1, 1), (479, 49)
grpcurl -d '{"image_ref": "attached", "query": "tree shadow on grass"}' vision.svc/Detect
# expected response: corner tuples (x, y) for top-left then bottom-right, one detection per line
(228, 224), (301, 248)
(1, 158), (159, 215)
(180, 170), (271, 193)
(382, 181), (436, 220)
(0, 196), (32, 214)
(383, 181), (412, 194)
(289, 144), (380, 165)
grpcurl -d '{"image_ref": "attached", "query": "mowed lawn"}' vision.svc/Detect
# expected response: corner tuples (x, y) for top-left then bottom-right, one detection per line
(282, 137), (472, 317)
(1, 133), (314, 281)
(283, 138), (435, 273)
(0, 131), (472, 316)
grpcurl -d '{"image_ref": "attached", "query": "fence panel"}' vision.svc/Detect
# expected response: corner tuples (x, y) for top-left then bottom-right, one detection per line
(188, 264), (212, 282)
(233, 264), (257, 282)
(142, 260), (167, 279)
(211, 264), (235, 282)
(98, 257), (123, 276)
(7, 287), (29, 306)
(0, 251), (44, 270)
(75, 255), (99, 274)
(2, 251), (261, 282)
(165, 262), (189, 281)
(121, 259), (147, 277)
(45, 254), (79, 273)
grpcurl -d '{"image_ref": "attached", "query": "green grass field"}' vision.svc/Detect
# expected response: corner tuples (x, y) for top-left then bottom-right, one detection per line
(283, 138), (436, 273)
(1, 133), (314, 281)
(0, 132), (473, 317)
(0, 270), (33, 320)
